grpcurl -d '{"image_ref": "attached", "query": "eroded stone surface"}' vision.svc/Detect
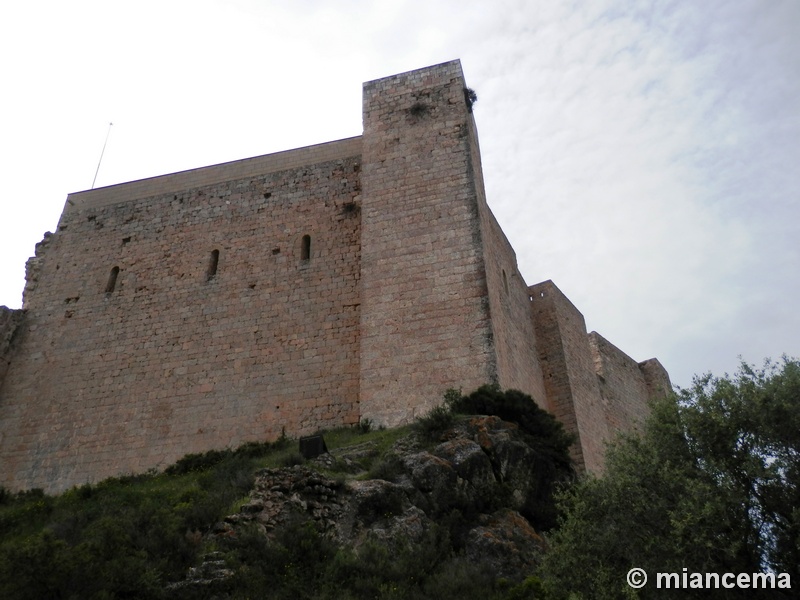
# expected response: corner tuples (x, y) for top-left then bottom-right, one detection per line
(189, 416), (550, 594)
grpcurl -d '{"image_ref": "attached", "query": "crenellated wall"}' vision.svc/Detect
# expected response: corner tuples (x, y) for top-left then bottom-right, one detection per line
(0, 60), (669, 492)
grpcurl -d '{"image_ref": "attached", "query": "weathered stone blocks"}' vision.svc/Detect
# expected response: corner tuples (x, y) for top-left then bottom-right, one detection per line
(0, 60), (669, 492)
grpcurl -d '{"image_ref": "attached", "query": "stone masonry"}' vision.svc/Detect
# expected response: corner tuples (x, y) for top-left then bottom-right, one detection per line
(0, 60), (670, 493)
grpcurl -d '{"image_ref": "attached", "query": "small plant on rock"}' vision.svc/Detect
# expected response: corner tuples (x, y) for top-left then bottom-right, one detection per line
(416, 403), (455, 441)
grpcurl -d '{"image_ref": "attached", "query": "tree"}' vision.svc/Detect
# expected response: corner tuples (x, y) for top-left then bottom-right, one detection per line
(541, 358), (800, 599)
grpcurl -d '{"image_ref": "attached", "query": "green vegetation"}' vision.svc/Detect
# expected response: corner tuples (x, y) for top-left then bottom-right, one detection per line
(5, 361), (795, 599)
(218, 519), (538, 600)
(0, 439), (285, 600)
(417, 384), (575, 530)
(540, 358), (800, 599)
(418, 385), (573, 458)
(0, 389), (565, 599)
(0, 425), (407, 599)
(451, 386), (573, 463)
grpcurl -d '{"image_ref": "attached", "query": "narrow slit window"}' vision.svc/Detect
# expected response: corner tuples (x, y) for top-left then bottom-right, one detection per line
(207, 249), (220, 281)
(105, 266), (120, 294)
(301, 235), (311, 261)
(502, 269), (509, 295)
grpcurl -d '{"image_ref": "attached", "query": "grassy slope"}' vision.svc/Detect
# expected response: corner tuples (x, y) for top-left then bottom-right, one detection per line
(0, 385), (567, 599)
(0, 424), (428, 599)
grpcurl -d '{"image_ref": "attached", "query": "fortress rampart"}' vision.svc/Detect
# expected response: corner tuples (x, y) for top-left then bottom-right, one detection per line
(0, 61), (670, 492)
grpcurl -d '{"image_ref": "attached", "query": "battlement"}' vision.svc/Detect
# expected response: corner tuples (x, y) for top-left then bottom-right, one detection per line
(0, 60), (669, 492)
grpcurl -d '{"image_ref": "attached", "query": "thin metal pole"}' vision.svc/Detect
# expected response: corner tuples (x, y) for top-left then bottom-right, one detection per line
(91, 122), (113, 189)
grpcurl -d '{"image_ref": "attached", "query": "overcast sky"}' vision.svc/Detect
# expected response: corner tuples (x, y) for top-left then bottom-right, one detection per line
(1, 0), (798, 387)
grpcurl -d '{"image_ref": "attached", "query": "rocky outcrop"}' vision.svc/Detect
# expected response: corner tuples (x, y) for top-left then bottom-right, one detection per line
(173, 415), (552, 594)
(465, 509), (544, 579)
(165, 552), (234, 598)
(223, 465), (348, 538)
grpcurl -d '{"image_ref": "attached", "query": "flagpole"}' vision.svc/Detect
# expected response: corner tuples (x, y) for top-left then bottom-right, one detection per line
(91, 122), (113, 189)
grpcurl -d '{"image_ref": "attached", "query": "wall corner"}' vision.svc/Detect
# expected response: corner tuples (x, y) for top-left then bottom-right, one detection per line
(529, 280), (609, 474)
(639, 358), (672, 401)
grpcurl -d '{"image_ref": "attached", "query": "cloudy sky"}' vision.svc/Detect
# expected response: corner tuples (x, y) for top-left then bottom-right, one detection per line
(1, 0), (798, 387)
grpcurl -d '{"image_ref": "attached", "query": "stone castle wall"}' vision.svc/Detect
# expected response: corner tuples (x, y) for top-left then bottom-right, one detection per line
(468, 105), (548, 405)
(0, 306), (24, 387)
(0, 60), (669, 492)
(0, 142), (363, 491)
(590, 333), (654, 437)
(529, 280), (611, 473)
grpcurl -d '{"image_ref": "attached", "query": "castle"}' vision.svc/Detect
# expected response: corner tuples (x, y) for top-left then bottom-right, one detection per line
(0, 60), (670, 493)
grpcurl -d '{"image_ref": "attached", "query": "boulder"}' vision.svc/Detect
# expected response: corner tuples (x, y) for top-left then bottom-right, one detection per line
(464, 509), (545, 579)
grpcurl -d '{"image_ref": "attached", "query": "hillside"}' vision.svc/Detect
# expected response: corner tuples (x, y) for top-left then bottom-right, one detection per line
(0, 386), (572, 599)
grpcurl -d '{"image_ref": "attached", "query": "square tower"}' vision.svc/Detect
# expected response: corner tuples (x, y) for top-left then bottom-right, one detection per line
(358, 61), (498, 424)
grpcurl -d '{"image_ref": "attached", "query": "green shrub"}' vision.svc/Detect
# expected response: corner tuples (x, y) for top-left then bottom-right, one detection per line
(166, 448), (232, 475)
(416, 403), (455, 440)
(442, 387), (462, 408)
(452, 385), (573, 458)
(421, 557), (501, 599)
(217, 513), (539, 599)
(0, 489), (192, 599)
(234, 439), (281, 458)
(451, 384), (575, 530)
(367, 454), (405, 482)
(279, 451), (306, 467)
(0, 442), (276, 599)
(166, 438), (286, 476)
(223, 520), (339, 599)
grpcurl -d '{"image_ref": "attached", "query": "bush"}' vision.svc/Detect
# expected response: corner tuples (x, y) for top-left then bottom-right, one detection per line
(166, 438), (287, 476)
(0, 488), (193, 599)
(166, 448), (232, 475)
(367, 454), (405, 482)
(541, 359), (800, 598)
(235, 439), (282, 459)
(450, 385), (575, 530)
(223, 520), (339, 599)
(0, 441), (278, 599)
(416, 404), (455, 440)
(279, 451), (305, 468)
(452, 384), (573, 470)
